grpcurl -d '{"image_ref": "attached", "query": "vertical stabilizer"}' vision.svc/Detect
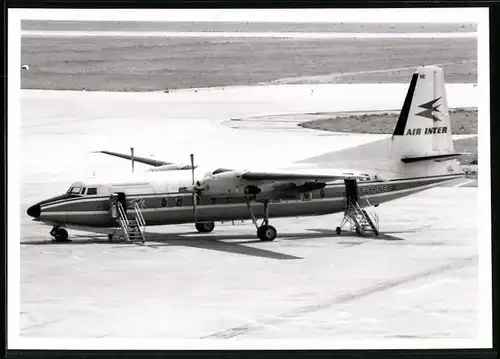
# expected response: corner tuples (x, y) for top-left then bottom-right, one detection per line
(298, 65), (463, 179)
(392, 66), (455, 159)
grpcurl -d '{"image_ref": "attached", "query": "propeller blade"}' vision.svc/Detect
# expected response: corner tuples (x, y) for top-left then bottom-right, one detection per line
(190, 153), (197, 223)
(190, 154), (195, 185)
(130, 147), (135, 173)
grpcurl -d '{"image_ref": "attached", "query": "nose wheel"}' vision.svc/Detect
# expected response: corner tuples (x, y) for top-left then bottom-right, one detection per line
(49, 226), (70, 242)
(245, 198), (277, 241)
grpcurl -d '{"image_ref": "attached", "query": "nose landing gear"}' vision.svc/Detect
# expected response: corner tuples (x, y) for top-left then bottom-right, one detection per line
(49, 226), (70, 242)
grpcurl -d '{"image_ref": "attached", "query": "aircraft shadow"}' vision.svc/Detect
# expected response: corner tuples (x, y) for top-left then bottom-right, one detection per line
(305, 228), (412, 241)
(21, 228), (412, 260)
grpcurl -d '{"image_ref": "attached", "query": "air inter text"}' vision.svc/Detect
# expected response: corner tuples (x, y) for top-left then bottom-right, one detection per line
(406, 127), (448, 136)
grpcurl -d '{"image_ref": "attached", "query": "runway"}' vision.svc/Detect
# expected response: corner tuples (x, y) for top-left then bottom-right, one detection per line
(18, 82), (479, 346)
(21, 30), (478, 39)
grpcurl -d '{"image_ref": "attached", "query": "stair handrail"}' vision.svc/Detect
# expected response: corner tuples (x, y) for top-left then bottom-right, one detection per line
(117, 202), (129, 225)
(118, 217), (130, 241)
(359, 196), (379, 225)
(354, 201), (369, 222)
(134, 203), (146, 228)
(355, 198), (379, 231)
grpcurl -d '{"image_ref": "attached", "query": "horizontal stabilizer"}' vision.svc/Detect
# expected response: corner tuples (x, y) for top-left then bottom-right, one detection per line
(401, 153), (461, 163)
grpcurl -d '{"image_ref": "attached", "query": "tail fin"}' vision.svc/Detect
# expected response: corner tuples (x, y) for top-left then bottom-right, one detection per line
(391, 65), (458, 161)
(298, 65), (463, 179)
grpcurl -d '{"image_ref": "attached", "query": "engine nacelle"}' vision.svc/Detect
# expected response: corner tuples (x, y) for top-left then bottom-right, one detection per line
(197, 171), (244, 196)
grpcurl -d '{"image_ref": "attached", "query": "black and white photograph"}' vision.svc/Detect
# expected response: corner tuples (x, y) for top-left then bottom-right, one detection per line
(8, 7), (491, 350)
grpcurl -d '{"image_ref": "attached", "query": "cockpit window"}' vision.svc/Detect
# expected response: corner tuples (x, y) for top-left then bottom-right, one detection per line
(68, 187), (82, 194)
(87, 188), (97, 195)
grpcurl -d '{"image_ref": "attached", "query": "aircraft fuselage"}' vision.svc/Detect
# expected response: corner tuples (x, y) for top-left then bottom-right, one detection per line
(29, 174), (462, 229)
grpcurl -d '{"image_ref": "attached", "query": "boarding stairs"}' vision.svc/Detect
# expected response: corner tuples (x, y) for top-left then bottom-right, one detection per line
(338, 196), (380, 237)
(116, 202), (147, 243)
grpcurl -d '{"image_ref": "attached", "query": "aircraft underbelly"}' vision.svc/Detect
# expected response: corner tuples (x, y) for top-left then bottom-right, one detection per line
(143, 198), (346, 225)
(60, 214), (116, 228)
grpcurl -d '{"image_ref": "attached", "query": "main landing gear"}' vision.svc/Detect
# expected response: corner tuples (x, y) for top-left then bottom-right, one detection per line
(49, 226), (70, 242)
(195, 221), (215, 233)
(245, 198), (277, 241)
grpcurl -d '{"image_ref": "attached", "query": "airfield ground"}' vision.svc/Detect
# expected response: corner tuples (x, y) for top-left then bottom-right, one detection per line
(16, 21), (482, 346)
(20, 187), (477, 341)
(21, 21), (477, 91)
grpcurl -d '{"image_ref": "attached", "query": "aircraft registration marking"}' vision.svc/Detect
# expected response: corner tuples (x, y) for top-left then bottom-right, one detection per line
(359, 184), (388, 195)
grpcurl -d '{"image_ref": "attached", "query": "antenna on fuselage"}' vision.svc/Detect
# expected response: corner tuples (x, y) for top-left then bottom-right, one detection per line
(130, 147), (135, 173)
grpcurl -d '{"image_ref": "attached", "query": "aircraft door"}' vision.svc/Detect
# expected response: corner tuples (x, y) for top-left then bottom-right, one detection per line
(109, 192), (127, 219)
(117, 192), (127, 212)
(109, 193), (119, 219)
(344, 178), (359, 206)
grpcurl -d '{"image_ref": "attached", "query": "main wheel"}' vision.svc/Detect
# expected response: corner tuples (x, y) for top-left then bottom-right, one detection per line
(195, 221), (215, 233)
(53, 228), (69, 242)
(336, 226), (341, 235)
(257, 225), (277, 241)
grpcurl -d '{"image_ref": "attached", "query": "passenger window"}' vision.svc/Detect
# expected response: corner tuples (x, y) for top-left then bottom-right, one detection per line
(87, 188), (98, 195)
(175, 197), (182, 206)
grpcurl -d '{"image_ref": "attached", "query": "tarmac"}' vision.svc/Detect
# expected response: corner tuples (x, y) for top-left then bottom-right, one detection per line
(17, 83), (481, 347)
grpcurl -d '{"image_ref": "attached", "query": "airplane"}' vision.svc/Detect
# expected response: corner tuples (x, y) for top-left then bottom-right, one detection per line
(26, 65), (466, 243)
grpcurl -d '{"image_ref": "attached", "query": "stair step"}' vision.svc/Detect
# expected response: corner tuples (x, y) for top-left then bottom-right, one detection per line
(116, 206), (146, 243)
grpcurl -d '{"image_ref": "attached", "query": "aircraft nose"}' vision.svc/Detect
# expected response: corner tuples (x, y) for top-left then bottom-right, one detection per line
(27, 204), (41, 218)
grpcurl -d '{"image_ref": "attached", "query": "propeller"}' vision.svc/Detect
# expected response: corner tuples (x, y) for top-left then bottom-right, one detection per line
(130, 147), (135, 173)
(190, 153), (198, 224)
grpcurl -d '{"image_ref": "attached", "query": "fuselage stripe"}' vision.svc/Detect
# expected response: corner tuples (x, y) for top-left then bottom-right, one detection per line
(39, 177), (457, 219)
(39, 173), (463, 211)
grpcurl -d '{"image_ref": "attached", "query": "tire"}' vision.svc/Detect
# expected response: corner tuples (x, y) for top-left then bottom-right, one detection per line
(257, 225), (277, 241)
(336, 227), (341, 235)
(195, 221), (215, 233)
(54, 228), (69, 241)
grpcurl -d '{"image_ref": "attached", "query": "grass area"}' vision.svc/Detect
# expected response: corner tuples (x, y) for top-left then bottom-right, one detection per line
(299, 108), (478, 164)
(299, 108), (478, 134)
(454, 136), (478, 164)
(21, 37), (477, 91)
(21, 20), (477, 33)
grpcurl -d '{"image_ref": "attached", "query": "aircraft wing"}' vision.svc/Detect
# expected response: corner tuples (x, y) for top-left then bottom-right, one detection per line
(199, 168), (369, 198)
(241, 171), (364, 182)
(242, 170), (368, 192)
(94, 150), (172, 167)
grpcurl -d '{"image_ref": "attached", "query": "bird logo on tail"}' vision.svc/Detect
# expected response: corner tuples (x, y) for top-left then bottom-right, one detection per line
(416, 97), (442, 122)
